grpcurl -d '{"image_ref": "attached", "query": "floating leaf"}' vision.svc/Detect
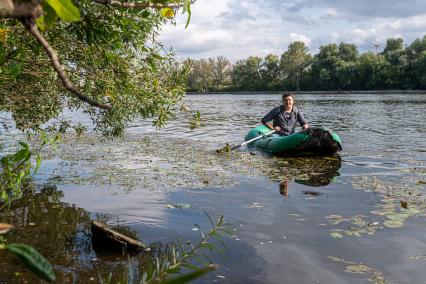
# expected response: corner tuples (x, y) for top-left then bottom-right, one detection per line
(383, 220), (404, 228)
(344, 264), (370, 274)
(330, 232), (343, 239)
(6, 243), (56, 282)
(385, 213), (405, 221)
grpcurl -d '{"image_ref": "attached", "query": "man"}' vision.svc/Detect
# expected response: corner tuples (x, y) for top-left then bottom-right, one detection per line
(261, 93), (309, 136)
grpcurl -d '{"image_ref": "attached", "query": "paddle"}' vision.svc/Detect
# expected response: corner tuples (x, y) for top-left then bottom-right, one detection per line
(216, 129), (276, 153)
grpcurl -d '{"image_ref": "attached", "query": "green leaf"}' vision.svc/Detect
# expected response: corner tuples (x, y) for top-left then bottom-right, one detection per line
(36, 4), (59, 31)
(184, 0), (191, 29)
(34, 155), (42, 174)
(141, 10), (150, 18)
(45, 0), (80, 22)
(161, 266), (215, 284)
(5, 243), (56, 282)
(12, 148), (30, 163)
(8, 61), (21, 78)
(18, 142), (29, 149)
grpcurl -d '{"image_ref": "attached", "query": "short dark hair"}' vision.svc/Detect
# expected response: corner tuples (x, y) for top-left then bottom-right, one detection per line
(282, 92), (294, 100)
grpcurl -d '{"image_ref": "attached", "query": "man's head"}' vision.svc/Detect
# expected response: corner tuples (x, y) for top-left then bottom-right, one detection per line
(282, 93), (294, 110)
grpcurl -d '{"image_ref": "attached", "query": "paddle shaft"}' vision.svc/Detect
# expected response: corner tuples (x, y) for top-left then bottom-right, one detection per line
(231, 130), (276, 150)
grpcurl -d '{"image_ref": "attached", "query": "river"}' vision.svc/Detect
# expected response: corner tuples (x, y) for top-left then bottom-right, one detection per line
(1, 93), (426, 283)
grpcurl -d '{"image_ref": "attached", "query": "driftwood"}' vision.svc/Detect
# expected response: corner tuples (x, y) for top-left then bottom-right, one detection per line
(91, 220), (146, 252)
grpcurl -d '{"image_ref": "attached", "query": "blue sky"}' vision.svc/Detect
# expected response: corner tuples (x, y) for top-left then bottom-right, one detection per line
(159, 0), (426, 61)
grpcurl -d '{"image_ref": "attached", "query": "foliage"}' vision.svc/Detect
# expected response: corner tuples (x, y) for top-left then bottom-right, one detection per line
(280, 41), (312, 91)
(231, 56), (263, 91)
(0, 224), (56, 282)
(0, 0), (193, 137)
(185, 56), (232, 92)
(96, 214), (230, 284)
(187, 35), (426, 92)
(0, 132), (60, 208)
(140, 214), (230, 284)
(189, 110), (201, 129)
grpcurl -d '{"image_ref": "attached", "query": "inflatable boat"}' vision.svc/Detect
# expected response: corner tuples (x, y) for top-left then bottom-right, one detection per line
(245, 125), (342, 155)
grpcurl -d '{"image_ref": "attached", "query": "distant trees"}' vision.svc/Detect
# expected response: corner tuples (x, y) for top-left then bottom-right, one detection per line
(185, 35), (426, 92)
(185, 56), (231, 92)
(280, 41), (312, 91)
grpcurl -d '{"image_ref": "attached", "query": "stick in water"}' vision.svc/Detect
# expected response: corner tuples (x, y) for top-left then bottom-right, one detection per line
(216, 130), (276, 153)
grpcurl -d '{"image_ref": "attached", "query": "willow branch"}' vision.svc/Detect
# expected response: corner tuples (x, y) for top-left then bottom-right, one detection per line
(92, 0), (196, 9)
(20, 18), (112, 110)
(0, 0), (42, 18)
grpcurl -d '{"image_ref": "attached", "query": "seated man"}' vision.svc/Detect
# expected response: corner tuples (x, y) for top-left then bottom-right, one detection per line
(261, 92), (309, 136)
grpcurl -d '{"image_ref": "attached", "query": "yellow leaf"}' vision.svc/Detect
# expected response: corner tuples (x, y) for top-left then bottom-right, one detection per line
(161, 7), (175, 18)
(0, 28), (9, 43)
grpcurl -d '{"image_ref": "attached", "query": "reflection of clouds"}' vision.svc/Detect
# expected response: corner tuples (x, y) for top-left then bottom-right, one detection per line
(61, 184), (169, 227)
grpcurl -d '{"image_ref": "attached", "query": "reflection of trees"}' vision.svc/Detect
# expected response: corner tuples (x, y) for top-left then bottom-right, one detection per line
(265, 156), (341, 187)
(0, 185), (153, 283)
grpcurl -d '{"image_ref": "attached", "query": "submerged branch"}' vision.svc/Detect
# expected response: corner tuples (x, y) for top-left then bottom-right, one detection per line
(20, 18), (112, 110)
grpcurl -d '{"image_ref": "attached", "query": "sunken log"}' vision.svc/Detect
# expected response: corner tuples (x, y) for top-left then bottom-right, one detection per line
(91, 220), (146, 252)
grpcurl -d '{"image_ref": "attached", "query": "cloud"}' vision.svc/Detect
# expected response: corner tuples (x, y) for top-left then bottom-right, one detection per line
(290, 33), (312, 45)
(159, 0), (426, 60)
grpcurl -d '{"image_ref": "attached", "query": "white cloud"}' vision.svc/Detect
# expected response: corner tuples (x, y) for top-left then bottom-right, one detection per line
(326, 8), (338, 17)
(290, 33), (312, 46)
(159, 1), (426, 60)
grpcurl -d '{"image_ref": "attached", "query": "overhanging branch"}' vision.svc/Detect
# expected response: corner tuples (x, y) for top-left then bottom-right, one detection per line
(0, 0), (42, 18)
(92, 0), (196, 9)
(20, 18), (112, 110)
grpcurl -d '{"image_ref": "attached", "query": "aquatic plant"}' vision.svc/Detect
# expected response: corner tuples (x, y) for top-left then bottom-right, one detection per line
(98, 213), (231, 284)
(327, 256), (385, 284)
(0, 131), (60, 208)
(325, 173), (426, 239)
(189, 110), (202, 130)
(0, 223), (56, 282)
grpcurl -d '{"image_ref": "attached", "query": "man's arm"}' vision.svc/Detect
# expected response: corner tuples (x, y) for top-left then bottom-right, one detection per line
(297, 111), (309, 129)
(261, 107), (279, 130)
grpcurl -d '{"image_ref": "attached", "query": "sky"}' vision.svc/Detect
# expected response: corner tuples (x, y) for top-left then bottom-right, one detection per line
(159, 0), (426, 61)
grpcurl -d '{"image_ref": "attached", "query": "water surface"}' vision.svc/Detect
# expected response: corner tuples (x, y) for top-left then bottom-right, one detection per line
(1, 93), (426, 283)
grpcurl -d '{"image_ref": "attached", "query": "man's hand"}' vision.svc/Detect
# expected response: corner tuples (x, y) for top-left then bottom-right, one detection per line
(275, 126), (282, 132)
(302, 124), (309, 129)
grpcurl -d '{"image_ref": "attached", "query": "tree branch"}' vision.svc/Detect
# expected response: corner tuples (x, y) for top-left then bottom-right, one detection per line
(0, 0), (42, 18)
(92, 0), (195, 9)
(20, 18), (112, 110)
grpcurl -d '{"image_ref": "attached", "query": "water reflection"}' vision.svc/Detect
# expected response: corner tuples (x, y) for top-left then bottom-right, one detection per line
(266, 155), (341, 187)
(0, 186), (158, 283)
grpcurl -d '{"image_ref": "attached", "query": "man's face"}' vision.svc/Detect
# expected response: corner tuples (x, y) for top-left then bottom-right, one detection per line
(282, 96), (294, 108)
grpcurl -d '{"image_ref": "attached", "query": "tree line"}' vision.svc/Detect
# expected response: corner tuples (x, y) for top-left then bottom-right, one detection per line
(184, 35), (426, 92)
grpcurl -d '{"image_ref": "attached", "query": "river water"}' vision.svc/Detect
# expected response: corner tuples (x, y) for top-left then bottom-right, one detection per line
(1, 93), (426, 283)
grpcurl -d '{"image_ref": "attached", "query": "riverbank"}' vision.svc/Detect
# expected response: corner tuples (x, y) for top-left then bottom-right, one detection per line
(188, 90), (426, 95)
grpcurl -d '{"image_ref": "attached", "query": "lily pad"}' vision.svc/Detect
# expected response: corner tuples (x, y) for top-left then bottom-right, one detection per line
(330, 232), (344, 238)
(383, 220), (404, 228)
(344, 264), (371, 274)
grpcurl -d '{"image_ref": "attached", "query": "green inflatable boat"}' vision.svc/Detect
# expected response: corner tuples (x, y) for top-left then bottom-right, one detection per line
(245, 125), (342, 155)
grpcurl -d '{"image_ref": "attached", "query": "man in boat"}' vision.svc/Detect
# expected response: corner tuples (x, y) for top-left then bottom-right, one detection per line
(261, 93), (309, 136)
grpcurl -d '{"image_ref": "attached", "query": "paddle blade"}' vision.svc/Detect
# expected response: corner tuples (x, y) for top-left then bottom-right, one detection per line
(216, 143), (232, 154)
